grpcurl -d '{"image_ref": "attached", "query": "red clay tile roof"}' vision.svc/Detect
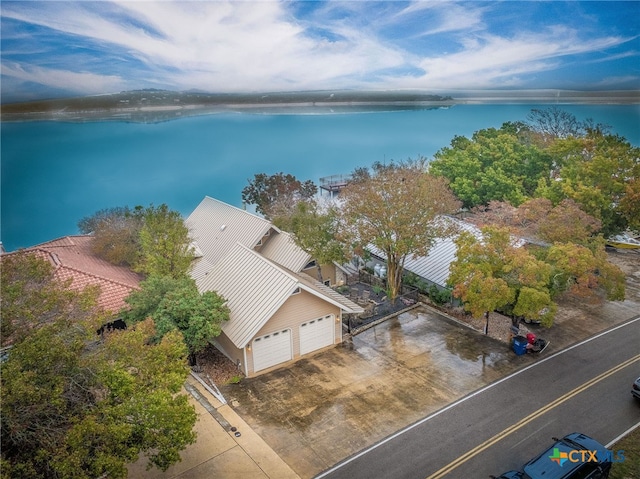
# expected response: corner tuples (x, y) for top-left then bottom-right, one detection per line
(8, 235), (142, 314)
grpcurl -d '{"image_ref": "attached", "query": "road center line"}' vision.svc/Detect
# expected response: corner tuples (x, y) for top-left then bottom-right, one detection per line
(425, 354), (640, 479)
(314, 316), (640, 479)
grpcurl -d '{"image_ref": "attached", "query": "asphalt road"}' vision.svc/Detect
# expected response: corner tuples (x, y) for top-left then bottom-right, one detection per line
(317, 316), (640, 479)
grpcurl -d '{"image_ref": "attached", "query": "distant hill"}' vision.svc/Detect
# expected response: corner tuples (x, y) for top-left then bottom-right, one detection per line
(2, 89), (637, 123)
(0, 89), (454, 122)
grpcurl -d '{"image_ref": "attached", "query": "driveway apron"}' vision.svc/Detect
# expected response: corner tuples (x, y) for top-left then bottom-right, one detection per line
(220, 307), (532, 479)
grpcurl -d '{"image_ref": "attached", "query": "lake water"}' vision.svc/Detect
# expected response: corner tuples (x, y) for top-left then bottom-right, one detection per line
(2, 103), (639, 252)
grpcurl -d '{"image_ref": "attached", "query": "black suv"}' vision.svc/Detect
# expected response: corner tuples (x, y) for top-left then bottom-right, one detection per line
(492, 433), (612, 479)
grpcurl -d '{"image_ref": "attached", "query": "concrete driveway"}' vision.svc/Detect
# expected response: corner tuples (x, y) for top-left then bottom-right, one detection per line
(220, 306), (531, 479)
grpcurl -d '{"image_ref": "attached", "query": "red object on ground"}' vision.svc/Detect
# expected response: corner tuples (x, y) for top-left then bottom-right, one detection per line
(526, 333), (536, 344)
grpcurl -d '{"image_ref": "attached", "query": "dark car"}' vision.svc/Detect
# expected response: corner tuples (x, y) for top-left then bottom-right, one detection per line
(633, 376), (640, 400)
(492, 433), (612, 479)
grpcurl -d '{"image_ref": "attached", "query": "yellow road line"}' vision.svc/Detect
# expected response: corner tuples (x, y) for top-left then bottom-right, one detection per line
(426, 353), (640, 479)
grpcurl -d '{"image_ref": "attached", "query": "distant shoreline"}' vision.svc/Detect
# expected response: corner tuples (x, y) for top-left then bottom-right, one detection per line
(2, 89), (638, 123)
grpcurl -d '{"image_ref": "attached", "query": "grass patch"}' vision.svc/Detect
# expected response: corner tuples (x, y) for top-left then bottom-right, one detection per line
(609, 423), (640, 479)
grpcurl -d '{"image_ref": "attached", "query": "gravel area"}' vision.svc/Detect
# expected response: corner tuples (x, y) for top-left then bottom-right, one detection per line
(195, 345), (244, 385)
(436, 306), (533, 344)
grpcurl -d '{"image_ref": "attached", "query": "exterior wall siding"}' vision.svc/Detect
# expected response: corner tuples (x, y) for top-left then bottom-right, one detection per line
(213, 333), (246, 376)
(301, 263), (338, 286)
(245, 290), (342, 377)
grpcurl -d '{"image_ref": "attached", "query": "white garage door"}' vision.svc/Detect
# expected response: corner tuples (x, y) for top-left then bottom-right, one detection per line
(252, 329), (292, 372)
(300, 315), (335, 356)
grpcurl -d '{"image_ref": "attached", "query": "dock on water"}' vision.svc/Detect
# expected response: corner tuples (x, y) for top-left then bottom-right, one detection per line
(319, 174), (352, 197)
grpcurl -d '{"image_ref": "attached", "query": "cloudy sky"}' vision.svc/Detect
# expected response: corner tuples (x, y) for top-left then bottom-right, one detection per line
(1, 1), (639, 102)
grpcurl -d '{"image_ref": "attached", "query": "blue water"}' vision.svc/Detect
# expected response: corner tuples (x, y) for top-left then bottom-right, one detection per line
(2, 104), (639, 252)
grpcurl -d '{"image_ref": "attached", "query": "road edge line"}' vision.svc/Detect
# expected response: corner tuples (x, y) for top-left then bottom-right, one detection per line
(314, 315), (640, 479)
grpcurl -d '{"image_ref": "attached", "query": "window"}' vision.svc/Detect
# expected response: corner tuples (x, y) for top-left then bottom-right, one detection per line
(304, 260), (317, 269)
(291, 287), (301, 295)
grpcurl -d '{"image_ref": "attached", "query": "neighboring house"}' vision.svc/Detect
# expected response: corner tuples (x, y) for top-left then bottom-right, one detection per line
(366, 216), (529, 292)
(3, 235), (142, 314)
(366, 217), (482, 291)
(186, 196), (363, 377)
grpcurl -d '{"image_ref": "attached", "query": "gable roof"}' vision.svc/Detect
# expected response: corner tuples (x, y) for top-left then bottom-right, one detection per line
(6, 235), (141, 313)
(258, 230), (312, 272)
(185, 196), (276, 268)
(197, 243), (362, 349)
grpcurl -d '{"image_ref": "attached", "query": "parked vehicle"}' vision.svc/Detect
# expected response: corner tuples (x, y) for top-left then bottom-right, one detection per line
(491, 433), (612, 479)
(632, 376), (640, 400)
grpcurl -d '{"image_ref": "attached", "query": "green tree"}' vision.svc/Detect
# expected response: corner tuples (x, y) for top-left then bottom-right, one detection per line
(1, 254), (197, 478)
(537, 132), (640, 236)
(429, 124), (553, 209)
(122, 275), (229, 364)
(619, 178), (640, 232)
(543, 242), (625, 301)
(136, 204), (195, 278)
(339, 160), (461, 300)
(78, 206), (143, 266)
(241, 172), (318, 218)
(448, 227), (557, 326)
(272, 200), (346, 282)
(0, 252), (101, 346)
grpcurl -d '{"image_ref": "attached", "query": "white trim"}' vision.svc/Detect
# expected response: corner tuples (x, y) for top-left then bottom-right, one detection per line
(243, 346), (248, 377)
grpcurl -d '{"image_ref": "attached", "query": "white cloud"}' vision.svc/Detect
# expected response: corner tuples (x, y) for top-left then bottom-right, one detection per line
(1, 1), (637, 96)
(1, 62), (128, 94)
(390, 28), (629, 89)
(394, 1), (486, 36)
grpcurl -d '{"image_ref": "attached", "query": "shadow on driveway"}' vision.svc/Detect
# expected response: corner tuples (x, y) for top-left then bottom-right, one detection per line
(220, 306), (534, 479)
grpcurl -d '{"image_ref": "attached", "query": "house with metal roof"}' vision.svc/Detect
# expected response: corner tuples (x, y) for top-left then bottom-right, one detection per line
(186, 196), (363, 377)
(366, 216), (482, 291)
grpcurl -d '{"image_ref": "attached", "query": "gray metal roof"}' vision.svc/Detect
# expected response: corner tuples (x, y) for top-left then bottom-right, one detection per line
(259, 230), (312, 272)
(198, 243), (298, 348)
(198, 243), (362, 348)
(367, 217), (481, 288)
(185, 196), (275, 268)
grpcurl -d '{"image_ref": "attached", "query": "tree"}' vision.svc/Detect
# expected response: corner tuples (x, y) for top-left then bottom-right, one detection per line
(469, 198), (602, 246)
(448, 226), (557, 327)
(536, 132), (640, 236)
(619, 177), (640, 232)
(526, 106), (610, 145)
(78, 204), (193, 274)
(543, 242), (625, 301)
(0, 252), (102, 346)
(136, 204), (195, 278)
(339, 161), (461, 299)
(241, 172), (318, 218)
(429, 124), (553, 209)
(448, 225), (625, 327)
(78, 206), (143, 266)
(122, 275), (229, 364)
(272, 199), (346, 282)
(1, 253), (197, 478)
